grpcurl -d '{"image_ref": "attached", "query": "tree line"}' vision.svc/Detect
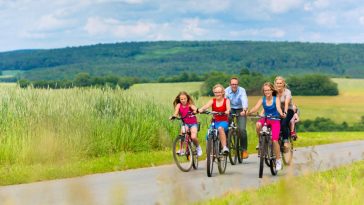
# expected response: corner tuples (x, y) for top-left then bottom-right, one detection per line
(18, 73), (147, 89)
(2, 41), (364, 81)
(199, 69), (338, 96)
(298, 116), (364, 132)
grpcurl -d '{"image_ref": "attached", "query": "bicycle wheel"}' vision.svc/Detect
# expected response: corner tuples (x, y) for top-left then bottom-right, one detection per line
(265, 137), (271, 167)
(228, 129), (238, 165)
(282, 138), (293, 165)
(206, 138), (215, 177)
(259, 135), (266, 178)
(218, 140), (227, 174)
(191, 142), (199, 169)
(172, 135), (193, 172)
(236, 129), (242, 164)
(268, 140), (278, 176)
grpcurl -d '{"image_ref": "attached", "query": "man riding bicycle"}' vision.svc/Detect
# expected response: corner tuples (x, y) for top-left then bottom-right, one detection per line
(225, 77), (249, 159)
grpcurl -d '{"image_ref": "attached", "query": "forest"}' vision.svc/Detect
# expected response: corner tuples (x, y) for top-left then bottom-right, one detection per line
(1, 41), (364, 81)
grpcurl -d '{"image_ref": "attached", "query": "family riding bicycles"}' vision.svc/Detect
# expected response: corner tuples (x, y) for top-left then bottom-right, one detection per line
(170, 76), (298, 178)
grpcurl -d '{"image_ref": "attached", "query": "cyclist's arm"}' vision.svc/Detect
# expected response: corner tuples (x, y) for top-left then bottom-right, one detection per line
(259, 109), (265, 116)
(248, 98), (262, 114)
(170, 103), (181, 120)
(240, 87), (248, 110)
(294, 113), (300, 122)
(284, 90), (292, 114)
(225, 98), (231, 115)
(198, 99), (213, 113)
(190, 104), (198, 114)
(276, 97), (284, 117)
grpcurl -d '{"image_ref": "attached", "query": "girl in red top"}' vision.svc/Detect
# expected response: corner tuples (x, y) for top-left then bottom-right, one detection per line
(170, 91), (202, 156)
(198, 84), (230, 154)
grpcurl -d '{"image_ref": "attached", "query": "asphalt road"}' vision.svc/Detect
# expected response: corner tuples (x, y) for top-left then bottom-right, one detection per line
(1, 140), (364, 205)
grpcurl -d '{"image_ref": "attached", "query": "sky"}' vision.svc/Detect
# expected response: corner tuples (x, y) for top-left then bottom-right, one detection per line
(1, 0), (364, 52)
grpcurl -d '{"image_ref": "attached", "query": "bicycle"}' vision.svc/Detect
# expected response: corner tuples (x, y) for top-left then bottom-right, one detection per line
(279, 126), (294, 165)
(227, 113), (241, 165)
(250, 114), (280, 178)
(170, 114), (199, 172)
(201, 110), (228, 177)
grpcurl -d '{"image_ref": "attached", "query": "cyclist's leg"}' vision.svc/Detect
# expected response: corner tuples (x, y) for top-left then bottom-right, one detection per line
(188, 125), (199, 145)
(216, 121), (229, 147)
(238, 115), (248, 151)
(281, 109), (294, 143)
(270, 120), (281, 160)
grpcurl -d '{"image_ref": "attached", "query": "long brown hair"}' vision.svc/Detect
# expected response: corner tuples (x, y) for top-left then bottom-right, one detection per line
(173, 91), (195, 107)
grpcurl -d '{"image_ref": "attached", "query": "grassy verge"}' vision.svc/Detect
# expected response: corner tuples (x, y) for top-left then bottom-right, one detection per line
(199, 160), (364, 205)
(0, 150), (173, 185)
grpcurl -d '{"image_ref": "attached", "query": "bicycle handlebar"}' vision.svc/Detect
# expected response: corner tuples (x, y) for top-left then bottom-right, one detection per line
(247, 113), (281, 121)
(169, 111), (196, 121)
(200, 110), (227, 115)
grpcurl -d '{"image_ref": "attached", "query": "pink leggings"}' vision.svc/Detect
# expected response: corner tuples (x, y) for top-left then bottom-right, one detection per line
(258, 118), (281, 141)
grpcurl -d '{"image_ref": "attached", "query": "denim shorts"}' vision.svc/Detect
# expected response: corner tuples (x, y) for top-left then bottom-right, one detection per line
(205, 121), (229, 140)
(185, 123), (199, 129)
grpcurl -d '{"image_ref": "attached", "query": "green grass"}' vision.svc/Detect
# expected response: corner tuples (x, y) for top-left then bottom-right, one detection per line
(0, 79), (363, 186)
(199, 160), (364, 205)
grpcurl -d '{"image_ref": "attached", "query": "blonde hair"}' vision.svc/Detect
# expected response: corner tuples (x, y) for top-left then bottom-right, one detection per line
(212, 84), (225, 97)
(261, 82), (277, 96)
(274, 76), (288, 88)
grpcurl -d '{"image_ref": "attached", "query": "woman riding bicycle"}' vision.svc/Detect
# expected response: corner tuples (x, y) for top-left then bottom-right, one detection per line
(170, 91), (202, 156)
(274, 76), (294, 149)
(198, 84), (230, 154)
(248, 82), (284, 170)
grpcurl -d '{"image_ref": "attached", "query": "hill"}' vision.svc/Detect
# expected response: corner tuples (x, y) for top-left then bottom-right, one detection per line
(1, 41), (364, 80)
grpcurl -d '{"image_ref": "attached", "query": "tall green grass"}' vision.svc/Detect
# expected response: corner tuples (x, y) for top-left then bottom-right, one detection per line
(0, 85), (176, 166)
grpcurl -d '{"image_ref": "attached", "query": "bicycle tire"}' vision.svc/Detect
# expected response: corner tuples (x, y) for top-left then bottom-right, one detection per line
(259, 134), (266, 178)
(265, 138), (272, 167)
(282, 137), (293, 165)
(227, 129), (238, 165)
(172, 135), (193, 172)
(218, 140), (227, 174)
(269, 158), (278, 176)
(206, 138), (214, 177)
(236, 129), (242, 164)
(191, 142), (199, 169)
(268, 139), (278, 176)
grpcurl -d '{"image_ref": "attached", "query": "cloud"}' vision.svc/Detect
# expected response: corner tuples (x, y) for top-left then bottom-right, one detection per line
(181, 18), (209, 40)
(230, 28), (286, 38)
(84, 17), (158, 39)
(315, 12), (337, 27)
(267, 0), (303, 14)
(36, 14), (74, 31)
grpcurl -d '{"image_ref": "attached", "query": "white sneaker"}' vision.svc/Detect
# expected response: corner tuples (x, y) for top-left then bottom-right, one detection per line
(222, 146), (229, 154)
(276, 159), (282, 171)
(176, 149), (185, 155)
(196, 146), (203, 157)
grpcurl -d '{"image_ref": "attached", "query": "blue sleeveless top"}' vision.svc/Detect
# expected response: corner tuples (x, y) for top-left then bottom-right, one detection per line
(262, 96), (280, 118)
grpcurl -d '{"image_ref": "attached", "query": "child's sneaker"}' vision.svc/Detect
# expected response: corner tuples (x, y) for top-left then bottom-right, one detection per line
(290, 131), (297, 140)
(196, 145), (203, 157)
(276, 159), (282, 171)
(176, 149), (185, 155)
(222, 146), (229, 155)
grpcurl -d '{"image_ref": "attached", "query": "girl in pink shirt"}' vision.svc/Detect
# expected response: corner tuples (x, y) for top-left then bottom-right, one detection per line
(170, 91), (202, 156)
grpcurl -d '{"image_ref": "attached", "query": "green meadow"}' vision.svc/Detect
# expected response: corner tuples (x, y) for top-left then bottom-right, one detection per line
(0, 78), (363, 185)
(201, 160), (364, 205)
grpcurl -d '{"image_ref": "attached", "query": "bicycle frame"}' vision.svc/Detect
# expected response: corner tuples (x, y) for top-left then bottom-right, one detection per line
(171, 113), (198, 172)
(202, 110), (228, 177)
